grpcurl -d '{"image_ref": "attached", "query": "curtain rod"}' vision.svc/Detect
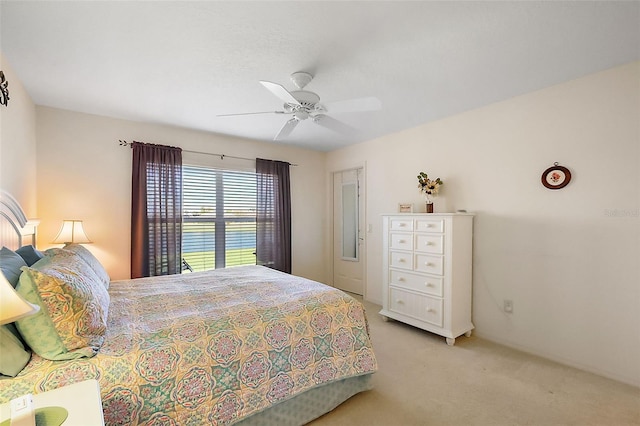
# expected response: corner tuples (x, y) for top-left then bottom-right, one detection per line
(118, 140), (298, 166)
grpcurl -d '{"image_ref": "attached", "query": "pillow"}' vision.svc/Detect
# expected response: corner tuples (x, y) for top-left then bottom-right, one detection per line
(0, 324), (31, 377)
(54, 244), (110, 289)
(0, 246), (28, 287)
(15, 254), (110, 360)
(16, 245), (44, 267)
(0, 248), (32, 376)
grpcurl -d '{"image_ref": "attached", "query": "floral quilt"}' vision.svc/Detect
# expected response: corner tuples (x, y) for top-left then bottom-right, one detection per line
(0, 265), (377, 425)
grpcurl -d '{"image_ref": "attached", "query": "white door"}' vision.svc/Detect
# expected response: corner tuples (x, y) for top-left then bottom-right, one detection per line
(333, 168), (364, 295)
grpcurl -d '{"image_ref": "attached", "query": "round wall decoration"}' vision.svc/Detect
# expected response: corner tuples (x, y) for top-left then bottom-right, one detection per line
(541, 162), (571, 190)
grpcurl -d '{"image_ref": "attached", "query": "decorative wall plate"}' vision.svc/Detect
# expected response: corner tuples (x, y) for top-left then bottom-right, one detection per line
(541, 163), (571, 189)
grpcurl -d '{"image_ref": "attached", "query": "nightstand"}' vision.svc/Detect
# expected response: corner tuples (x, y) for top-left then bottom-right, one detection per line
(0, 380), (104, 425)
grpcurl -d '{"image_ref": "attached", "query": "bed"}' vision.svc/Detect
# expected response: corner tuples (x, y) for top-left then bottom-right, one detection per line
(0, 190), (378, 425)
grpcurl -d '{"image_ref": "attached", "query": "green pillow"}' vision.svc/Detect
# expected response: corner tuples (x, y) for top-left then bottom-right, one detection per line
(0, 325), (31, 377)
(0, 248), (32, 376)
(0, 246), (27, 287)
(16, 254), (110, 361)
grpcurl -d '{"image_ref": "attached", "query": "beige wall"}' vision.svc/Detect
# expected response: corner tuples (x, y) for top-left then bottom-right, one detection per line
(34, 107), (327, 282)
(3, 51), (638, 387)
(327, 61), (640, 386)
(0, 52), (37, 216)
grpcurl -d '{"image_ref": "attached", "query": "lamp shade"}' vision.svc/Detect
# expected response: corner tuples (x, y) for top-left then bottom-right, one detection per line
(0, 273), (40, 325)
(52, 220), (92, 244)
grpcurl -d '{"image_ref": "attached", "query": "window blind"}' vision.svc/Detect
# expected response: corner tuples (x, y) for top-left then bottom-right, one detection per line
(183, 165), (257, 271)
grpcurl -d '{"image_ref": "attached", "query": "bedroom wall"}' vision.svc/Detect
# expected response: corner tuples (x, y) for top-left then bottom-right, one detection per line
(0, 52), (37, 216)
(34, 108), (327, 282)
(327, 61), (640, 387)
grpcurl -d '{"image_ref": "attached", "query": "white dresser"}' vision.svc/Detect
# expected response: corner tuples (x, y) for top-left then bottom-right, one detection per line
(380, 213), (474, 345)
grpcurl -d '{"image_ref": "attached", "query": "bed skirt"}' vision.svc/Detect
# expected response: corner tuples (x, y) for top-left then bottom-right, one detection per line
(237, 374), (373, 425)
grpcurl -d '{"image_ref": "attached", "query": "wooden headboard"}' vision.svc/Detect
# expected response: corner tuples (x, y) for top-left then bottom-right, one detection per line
(0, 190), (39, 250)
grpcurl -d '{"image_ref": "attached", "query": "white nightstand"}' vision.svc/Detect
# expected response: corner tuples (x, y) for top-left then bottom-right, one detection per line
(0, 380), (104, 426)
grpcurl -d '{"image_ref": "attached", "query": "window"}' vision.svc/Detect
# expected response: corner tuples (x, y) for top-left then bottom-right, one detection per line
(182, 165), (257, 272)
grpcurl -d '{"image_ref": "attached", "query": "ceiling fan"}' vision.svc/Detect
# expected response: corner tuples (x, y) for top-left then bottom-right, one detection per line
(218, 72), (382, 140)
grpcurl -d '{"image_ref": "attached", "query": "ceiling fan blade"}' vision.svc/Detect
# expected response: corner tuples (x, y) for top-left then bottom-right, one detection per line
(274, 118), (300, 140)
(313, 114), (356, 135)
(217, 110), (286, 117)
(260, 81), (301, 106)
(322, 96), (382, 114)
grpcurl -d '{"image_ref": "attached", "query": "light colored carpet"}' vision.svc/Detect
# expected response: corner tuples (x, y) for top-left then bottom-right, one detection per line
(310, 299), (640, 426)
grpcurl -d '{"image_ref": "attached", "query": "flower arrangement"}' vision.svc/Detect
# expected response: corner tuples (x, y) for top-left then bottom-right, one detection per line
(417, 172), (443, 204)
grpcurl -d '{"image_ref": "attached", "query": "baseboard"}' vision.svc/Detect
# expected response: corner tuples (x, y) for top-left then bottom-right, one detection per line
(473, 331), (640, 389)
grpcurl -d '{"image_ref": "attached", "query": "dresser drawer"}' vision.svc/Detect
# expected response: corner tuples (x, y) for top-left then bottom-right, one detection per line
(390, 218), (413, 232)
(414, 234), (444, 254)
(389, 287), (444, 327)
(390, 232), (413, 250)
(390, 269), (443, 297)
(414, 254), (444, 275)
(415, 218), (444, 233)
(390, 251), (413, 270)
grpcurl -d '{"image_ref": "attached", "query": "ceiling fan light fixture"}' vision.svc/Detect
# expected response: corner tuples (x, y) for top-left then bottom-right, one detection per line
(294, 110), (309, 120)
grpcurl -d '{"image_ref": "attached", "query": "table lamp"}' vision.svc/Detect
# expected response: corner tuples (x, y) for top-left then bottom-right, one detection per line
(52, 220), (92, 245)
(0, 273), (39, 325)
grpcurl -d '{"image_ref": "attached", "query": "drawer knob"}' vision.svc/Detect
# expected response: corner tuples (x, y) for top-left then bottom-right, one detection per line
(427, 308), (436, 313)
(399, 239), (405, 243)
(396, 299), (404, 304)
(425, 283), (434, 287)
(425, 262), (434, 266)
(399, 223), (406, 227)
(426, 242), (433, 246)
(398, 277), (405, 282)
(399, 259), (406, 263)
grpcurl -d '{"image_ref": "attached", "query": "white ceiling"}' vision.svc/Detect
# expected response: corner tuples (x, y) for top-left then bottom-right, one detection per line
(1, 1), (639, 152)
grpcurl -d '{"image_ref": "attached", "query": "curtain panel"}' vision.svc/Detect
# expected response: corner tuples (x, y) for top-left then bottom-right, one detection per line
(256, 158), (292, 273)
(131, 141), (183, 278)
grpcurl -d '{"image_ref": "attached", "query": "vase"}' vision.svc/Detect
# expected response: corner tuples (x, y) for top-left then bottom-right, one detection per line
(426, 202), (434, 213)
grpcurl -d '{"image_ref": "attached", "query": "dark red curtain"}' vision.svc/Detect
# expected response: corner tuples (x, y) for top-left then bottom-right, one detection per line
(131, 141), (183, 278)
(256, 158), (291, 273)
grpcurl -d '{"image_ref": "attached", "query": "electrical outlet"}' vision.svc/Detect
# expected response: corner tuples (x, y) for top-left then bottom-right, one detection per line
(10, 394), (35, 426)
(503, 299), (513, 313)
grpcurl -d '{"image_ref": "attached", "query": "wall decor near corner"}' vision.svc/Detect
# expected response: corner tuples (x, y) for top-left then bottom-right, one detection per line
(0, 71), (8, 106)
(541, 162), (571, 189)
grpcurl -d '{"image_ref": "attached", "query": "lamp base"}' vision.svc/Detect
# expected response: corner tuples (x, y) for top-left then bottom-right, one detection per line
(35, 406), (68, 426)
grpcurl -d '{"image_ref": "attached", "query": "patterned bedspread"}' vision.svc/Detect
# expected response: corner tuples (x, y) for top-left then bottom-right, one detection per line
(0, 266), (377, 425)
